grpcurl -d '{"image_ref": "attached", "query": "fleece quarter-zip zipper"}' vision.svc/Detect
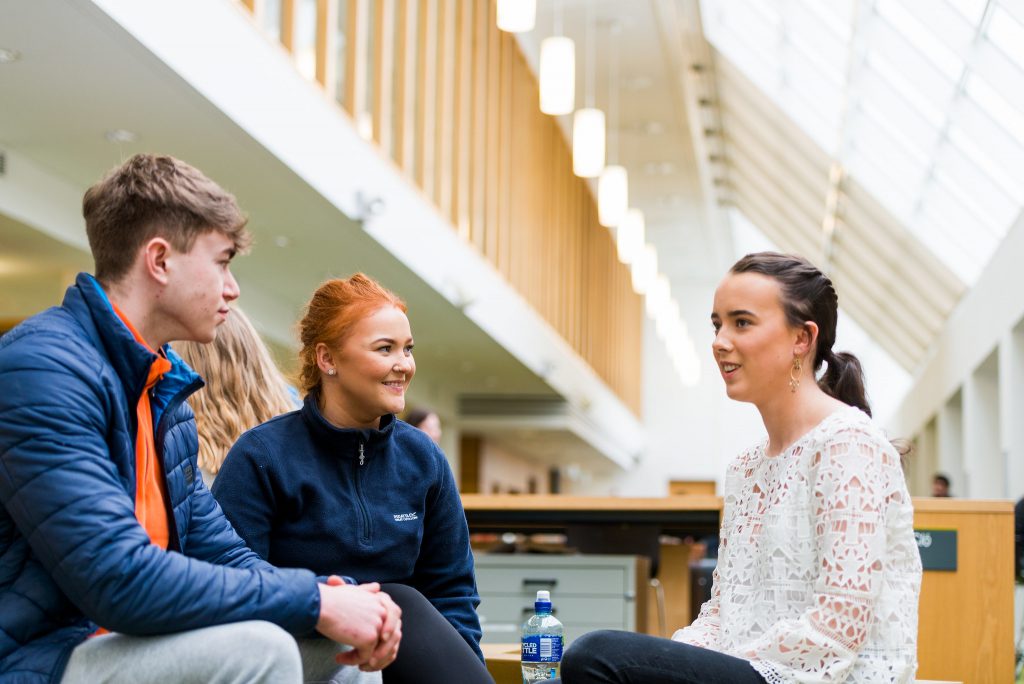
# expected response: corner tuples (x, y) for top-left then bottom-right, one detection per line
(353, 442), (371, 545)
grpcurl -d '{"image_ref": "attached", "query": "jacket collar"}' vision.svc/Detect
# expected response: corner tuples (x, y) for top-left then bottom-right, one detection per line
(64, 273), (202, 411)
(301, 391), (395, 458)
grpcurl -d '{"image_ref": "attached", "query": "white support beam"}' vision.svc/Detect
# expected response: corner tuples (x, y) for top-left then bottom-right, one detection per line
(937, 393), (965, 498)
(911, 417), (939, 497)
(1000, 324), (1024, 498)
(962, 352), (1001, 498)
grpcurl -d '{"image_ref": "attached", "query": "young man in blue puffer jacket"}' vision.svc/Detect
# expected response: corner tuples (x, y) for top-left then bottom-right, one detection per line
(0, 154), (401, 684)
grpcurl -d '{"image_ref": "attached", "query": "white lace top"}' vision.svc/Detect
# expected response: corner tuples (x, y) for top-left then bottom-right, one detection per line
(673, 407), (922, 683)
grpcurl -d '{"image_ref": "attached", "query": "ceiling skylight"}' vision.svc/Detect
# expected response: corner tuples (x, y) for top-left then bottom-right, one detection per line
(703, 0), (1024, 287)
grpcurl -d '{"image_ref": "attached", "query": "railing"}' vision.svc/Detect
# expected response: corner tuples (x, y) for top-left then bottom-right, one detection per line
(240, 0), (643, 414)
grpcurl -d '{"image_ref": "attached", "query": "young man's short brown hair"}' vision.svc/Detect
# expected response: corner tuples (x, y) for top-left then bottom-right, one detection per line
(83, 154), (251, 283)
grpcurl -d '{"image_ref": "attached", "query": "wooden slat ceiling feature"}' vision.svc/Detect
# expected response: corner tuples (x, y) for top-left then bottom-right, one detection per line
(711, 50), (965, 372)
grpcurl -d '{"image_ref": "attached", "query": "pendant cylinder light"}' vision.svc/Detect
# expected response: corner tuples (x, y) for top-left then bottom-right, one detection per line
(497, 0), (536, 33)
(631, 244), (658, 295)
(539, 36), (575, 115)
(573, 108), (605, 177)
(573, 0), (604, 178)
(645, 274), (671, 318)
(655, 299), (682, 342)
(598, 21), (627, 227)
(598, 165), (629, 228)
(616, 208), (645, 265)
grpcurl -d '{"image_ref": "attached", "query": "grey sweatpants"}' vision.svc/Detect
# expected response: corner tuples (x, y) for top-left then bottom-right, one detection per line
(60, 620), (382, 684)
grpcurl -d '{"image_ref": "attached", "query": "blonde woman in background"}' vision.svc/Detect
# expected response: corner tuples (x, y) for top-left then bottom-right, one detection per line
(176, 306), (299, 484)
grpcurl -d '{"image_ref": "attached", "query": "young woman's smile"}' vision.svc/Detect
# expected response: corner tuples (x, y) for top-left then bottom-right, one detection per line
(320, 304), (416, 428)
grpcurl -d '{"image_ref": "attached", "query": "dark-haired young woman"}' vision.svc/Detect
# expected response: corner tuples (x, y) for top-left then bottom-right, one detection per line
(554, 253), (922, 684)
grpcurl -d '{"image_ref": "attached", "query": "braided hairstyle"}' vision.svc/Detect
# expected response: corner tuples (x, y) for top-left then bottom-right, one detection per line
(730, 252), (871, 416)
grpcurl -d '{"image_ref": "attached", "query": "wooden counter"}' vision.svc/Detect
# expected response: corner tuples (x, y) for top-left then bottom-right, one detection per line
(912, 497), (1014, 684)
(461, 494), (722, 535)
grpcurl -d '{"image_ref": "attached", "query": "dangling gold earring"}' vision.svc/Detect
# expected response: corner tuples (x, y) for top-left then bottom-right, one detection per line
(789, 356), (802, 393)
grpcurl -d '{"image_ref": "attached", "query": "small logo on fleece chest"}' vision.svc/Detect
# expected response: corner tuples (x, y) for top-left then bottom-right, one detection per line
(393, 513), (418, 522)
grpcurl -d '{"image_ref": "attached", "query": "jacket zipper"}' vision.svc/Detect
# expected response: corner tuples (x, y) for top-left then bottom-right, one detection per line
(354, 441), (371, 544)
(152, 377), (203, 552)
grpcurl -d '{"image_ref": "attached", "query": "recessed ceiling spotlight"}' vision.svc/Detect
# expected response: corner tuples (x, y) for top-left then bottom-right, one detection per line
(643, 161), (676, 176)
(623, 75), (653, 91)
(641, 121), (665, 135)
(0, 48), (21, 64)
(105, 129), (138, 143)
(274, 235), (291, 248)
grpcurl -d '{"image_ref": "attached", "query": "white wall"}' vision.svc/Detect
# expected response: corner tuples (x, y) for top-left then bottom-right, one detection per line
(889, 209), (1024, 502)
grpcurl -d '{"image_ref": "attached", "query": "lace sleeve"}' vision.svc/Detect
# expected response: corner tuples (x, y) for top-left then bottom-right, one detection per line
(743, 426), (900, 679)
(671, 554), (723, 649)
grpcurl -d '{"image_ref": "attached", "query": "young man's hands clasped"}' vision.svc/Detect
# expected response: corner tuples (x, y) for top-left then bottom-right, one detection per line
(316, 576), (402, 671)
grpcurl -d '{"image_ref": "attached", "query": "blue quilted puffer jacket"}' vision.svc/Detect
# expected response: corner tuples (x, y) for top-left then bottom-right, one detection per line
(0, 274), (321, 683)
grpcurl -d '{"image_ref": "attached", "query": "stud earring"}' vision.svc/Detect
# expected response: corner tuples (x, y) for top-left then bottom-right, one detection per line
(789, 356), (802, 393)
(327, 368), (337, 376)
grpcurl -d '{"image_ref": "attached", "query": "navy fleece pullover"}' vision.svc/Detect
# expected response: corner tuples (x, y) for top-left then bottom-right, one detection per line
(212, 394), (483, 659)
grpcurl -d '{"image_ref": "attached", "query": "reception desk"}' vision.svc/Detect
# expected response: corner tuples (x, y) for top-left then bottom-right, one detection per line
(461, 494), (722, 538)
(913, 498), (1014, 684)
(464, 495), (1015, 683)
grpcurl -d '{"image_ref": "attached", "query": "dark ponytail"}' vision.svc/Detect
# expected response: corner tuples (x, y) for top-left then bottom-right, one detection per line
(818, 350), (871, 417)
(730, 252), (872, 415)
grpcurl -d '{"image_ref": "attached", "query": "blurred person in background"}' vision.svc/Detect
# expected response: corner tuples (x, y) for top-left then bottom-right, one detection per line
(405, 406), (442, 445)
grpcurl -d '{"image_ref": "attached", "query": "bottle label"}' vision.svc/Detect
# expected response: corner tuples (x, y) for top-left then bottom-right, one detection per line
(521, 635), (563, 663)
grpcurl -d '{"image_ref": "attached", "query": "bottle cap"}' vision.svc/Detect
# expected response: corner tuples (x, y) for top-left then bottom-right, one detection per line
(536, 590), (550, 602)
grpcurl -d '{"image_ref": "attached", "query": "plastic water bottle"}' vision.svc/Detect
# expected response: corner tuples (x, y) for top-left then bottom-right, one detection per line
(520, 590), (564, 682)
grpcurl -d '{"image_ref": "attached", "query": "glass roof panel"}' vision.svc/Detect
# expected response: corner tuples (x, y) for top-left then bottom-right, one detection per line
(997, 0), (1024, 25)
(796, 0), (854, 41)
(876, 0), (965, 79)
(787, 4), (849, 72)
(937, 141), (1015, 219)
(945, 0), (988, 25)
(987, 5), (1024, 69)
(954, 97), (1024, 179)
(972, 40), (1024, 114)
(895, 0), (976, 56)
(904, 216), (981, 283)
(932, 156), (1018, 229)
(845, 152), (917, 220)
(867, 19), (959, 110)
(703, 0), (1024, 290)
(861, 49), (947, 126)
(846, 119), (929, 193)
(919, 179), (997, 247)
(963, 72), (1024, 142)
(852, 82), (939, 158)
(947, 126), (1023, 202)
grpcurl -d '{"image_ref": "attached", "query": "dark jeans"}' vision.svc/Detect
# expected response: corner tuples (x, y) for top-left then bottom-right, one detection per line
(550, 630), (766, 684)
(380, 583), (494, 684)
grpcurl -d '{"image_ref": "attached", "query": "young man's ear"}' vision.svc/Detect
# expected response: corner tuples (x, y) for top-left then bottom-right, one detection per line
(142, 237), (173, 285)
